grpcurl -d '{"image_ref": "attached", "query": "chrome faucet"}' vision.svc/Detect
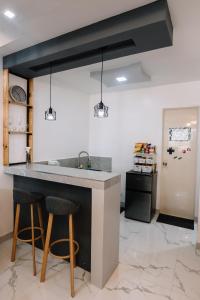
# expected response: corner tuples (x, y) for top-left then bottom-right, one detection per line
(78, 151), (91, 169)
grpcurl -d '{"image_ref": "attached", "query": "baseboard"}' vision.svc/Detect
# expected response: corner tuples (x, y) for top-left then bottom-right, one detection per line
(0, 232), (12, 243)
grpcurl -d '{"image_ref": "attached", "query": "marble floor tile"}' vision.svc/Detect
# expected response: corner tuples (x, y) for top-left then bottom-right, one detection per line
(171, 246), (200, 300)
(0, 213), (200, 300)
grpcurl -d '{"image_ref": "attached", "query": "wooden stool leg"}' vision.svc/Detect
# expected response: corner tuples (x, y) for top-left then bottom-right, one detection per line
(37, 203), (45, 249)
(73, 223), (76, 269)
(40, 213), (53, 282)
(69, 214), (75, 297)
(31, 204), (36, 276)
(11, 204), (20, 262)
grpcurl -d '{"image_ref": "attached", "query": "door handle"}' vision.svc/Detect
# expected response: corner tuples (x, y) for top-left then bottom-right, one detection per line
(163, 162), (168, 167)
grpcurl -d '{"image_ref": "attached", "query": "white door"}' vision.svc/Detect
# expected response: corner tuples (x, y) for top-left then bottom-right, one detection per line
(160, 107), (198, 219)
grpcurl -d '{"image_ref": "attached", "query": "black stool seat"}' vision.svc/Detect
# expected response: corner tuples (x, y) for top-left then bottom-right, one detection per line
(14, 188), (44, 204)
(45, 196), (79, 215)
(11, 188), (45, 276)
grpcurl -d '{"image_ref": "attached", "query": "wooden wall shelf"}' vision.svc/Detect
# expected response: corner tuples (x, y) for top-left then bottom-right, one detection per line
(9, 100), (33, 108)
(3, 69), (34, 165)
(8, 132), (32, 135)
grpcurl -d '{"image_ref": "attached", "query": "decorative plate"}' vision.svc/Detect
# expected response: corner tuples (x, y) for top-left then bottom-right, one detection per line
(9, 85), (27, 103)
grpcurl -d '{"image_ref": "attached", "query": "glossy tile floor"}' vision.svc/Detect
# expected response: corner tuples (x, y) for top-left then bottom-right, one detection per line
(0, 213), (200, 300)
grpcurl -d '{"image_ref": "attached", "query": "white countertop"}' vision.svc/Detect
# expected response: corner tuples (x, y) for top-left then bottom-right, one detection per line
(4, 163), (120, 190)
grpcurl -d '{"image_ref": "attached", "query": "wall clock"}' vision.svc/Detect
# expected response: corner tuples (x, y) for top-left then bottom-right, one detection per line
(9, 85), (27, 104)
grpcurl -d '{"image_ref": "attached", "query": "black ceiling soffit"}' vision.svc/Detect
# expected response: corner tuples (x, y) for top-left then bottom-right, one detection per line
(3, 0), (173, 79)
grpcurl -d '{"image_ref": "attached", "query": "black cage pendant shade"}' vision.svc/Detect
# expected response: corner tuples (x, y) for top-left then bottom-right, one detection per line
(94, 50), (108, 118)
(45, 66), (56, 121)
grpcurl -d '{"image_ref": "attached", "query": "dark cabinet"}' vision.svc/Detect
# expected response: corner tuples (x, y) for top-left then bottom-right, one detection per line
(125, 171), (157, 223)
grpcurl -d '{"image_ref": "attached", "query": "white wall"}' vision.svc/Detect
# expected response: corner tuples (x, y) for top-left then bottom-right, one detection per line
(33, 76), (89, 162)
(89, 81), (200, 219)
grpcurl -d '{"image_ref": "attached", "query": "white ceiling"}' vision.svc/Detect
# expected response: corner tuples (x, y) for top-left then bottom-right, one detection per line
(90, 63), (151, 87)
(1, 0), (200, 94)
(0, 0), (151, 55)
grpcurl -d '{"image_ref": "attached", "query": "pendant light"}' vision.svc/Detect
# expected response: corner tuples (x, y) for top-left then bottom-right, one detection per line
(45, 65), (56, 121)
(94, 50), (108, 118)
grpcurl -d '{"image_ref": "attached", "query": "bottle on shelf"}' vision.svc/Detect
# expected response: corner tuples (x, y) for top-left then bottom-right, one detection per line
(26, 147), (31, 166)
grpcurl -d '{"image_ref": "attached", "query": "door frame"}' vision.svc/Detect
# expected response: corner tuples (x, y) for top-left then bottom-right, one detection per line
(160, 106), (199, 220)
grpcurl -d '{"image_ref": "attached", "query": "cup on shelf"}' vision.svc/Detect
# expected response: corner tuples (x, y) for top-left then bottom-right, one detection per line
(132, 165), (142, 172)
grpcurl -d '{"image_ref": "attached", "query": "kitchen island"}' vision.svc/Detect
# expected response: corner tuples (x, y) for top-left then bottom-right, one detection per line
(4, 163), (121, 289)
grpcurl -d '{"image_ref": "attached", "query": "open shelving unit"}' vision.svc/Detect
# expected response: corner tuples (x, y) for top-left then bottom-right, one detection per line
(3, 69), (34, 165)
(132, 143), (157, 174)
(9, 100), (33, 108)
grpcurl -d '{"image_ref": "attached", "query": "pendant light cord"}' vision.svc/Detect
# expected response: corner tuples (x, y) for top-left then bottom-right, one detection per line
(100, 49), (103, 102)
(50, 64), (52, 108)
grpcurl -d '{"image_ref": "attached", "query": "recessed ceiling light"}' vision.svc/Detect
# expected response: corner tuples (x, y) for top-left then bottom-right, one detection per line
(116, 76), (127, 82)
(4, 10), (15, 19)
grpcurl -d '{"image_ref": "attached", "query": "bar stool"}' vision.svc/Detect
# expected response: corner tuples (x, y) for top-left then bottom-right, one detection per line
(11, 188), (45, 276)
(40, 196), (80, 297)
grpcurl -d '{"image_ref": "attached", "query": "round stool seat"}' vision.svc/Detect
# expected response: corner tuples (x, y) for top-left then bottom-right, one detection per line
(14, 188), (44, 205)
(45, 196), (79, 215)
